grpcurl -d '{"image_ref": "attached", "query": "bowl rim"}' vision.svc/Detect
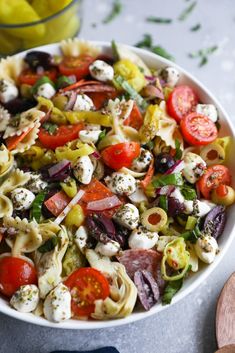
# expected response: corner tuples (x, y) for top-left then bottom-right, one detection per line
(0, 40), (235, 330)
(0, 0), (81, 29)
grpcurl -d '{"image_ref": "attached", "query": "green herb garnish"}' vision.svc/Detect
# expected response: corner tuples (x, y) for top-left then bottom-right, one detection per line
(175, 139), (183, 160)
(180, 185), (197, 200)
(38, 236), (58, 254)
(135, 34), (152, 49)
(188, 45), (218, 67)
(30, 192), (46, 223)
(180, 225), (201, 243)
(102, 0), (122, 24)
(146, 16), (172, 24)
(162, 278), (183, 304)
(143, 140), (154, 150)
(152, 173), (184, 187)
(135, 34), (174, 61)
(42, 122), (58, 135)
(159, 195), (168, 211)
(151, 46), (175, 61)
(190, 23), (201, 31)
(98, 129), (106, 143)
(178, 1), (197, 21)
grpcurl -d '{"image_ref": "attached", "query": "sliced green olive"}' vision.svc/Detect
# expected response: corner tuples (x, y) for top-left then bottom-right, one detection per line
(200, 143), (225, 165)
(211, 185), (235, 206)
(141, 207), (167, 232)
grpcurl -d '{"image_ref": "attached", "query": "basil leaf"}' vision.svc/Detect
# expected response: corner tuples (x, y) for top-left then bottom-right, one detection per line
(146, 16), (172, 24)
(162, 278), (183, 304)
(152, 173), (184, 187)
(42, 122), (58, 135)
(102, 0), (122, 24)
(38, 236), (58, 254)
(178, 1), (197, 21)
(30, 192), (46, 223)
(180, 185), (197, 200)
(175, 139), (183, 160)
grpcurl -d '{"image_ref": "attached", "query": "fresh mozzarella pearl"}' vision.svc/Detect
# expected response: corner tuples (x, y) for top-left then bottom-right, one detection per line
(105, 172), (137, 196)
(25, 173), (48, 194)
(194, 236), (218, 264)
(0, 79), (18, 103)
(131, 148), (152, 172)
(11, 187), (35, 210)
(89, 60), (114, 82)
(10, 285), (39, 313)
(161, 67), (180, 88)
(170, 188), (185, 203)
(128, 226), (158, 249)
(113, 203), (139, 230)
(74, 226), (88, 253)
(183, 152), (206, 184)
(73, 94), (94, 111)
(43, 283), (71, 323)
(79, 130), (102, 144)
(95, 240), (120, 257)
(184, 199), (216, 217)
(128, 186), (148, 204)
(36, 83), (56, 99)
(73, 156), (94, 184)
(85, 124), (101, 131)
(196, 104), (218, 122)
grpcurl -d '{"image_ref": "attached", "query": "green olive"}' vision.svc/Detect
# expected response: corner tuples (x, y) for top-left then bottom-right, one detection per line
(141, 207), (168, 231)
(211, 185), (235, 206)
(200, 143), (225, 165)
(52, 94), (68, 110)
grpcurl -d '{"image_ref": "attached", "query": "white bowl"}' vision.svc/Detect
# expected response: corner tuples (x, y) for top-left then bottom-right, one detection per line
(0, 41), (235, 329)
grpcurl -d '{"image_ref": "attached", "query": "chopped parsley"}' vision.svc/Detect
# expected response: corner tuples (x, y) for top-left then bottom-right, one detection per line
(102, 0), (122, 24)
(178, 1), (197, 21)
(190, 23), (201, 31)
(135, 34), (174, 61)
(42, 122), (58, 135)
(146, 16), (172, 24)
(188, 45), (218, 67)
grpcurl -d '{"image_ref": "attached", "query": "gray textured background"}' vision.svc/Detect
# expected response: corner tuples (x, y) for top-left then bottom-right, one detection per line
(1, 1), (235, 352)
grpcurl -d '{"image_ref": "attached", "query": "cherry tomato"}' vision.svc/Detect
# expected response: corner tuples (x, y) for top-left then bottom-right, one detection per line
(59, 55), (95, 80)
(215, 184), (228, 198)
(180, 112), (218, 146)
(167, 85), (198, 123)
(64, 267), (110, 317)
(197, 165), (231, 199)
(19, 68), (57, 85)
(123, 102), (143, 130)
(101, 142), (141, 170)
(38, 123), (84, 149)
(0, 256), (37, 297)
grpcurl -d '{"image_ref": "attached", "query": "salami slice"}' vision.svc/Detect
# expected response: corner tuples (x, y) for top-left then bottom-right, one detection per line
(116, 249), (162, 280)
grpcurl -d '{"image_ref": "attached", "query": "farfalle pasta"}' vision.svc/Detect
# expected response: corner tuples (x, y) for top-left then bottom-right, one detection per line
(0, 106), (10, 132)
(0, 195), (13, 218)
(0, 55), (24, 83)
(10, 122), (40, 155)
(60, 38), (101, 58)
(0, 169), (30, 194)
(0, 145), (14, 178)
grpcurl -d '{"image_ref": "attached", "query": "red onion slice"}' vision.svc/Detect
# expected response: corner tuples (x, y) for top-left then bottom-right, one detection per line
(48, 160), (71, 178)
(155, 185), (176, 196)
(63, 91), (77, 111)
(165, 160), (185, 175)
(91, 150), (101, 160)
(87, 195), (122, 211)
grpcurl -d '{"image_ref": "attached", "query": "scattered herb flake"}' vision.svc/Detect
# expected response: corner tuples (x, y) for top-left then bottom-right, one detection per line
(152, 45), (175, 61)
(190, 23), (201, 31)
(42, 122), (58, 135)
(135, 34), (153, 49)
(135, 34), (174, 61)
(102, 0), (122, 24)
(146, 16), (172, 24)
(188, 45), (218, 67)
(178, 1), (197, 21)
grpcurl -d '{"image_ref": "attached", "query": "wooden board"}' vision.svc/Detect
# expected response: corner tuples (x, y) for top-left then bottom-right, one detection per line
(216, 272), (235, 348)
(215, 344), (235, 353)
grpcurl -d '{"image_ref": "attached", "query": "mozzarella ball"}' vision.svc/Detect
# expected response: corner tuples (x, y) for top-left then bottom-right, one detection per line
(0, 79), (18, 103)
(43, 283), (71, 323)
(161, 67), (180, 88)
(113, 203), (139, 230)
(183, 152), (206, 184)
(73, 94), (94, 111)
(170, 188), (185, 203)
(194, 236), (218, 264)
(128, 226), (158, 249)
(11, 187), (35, 210)
(105, 172), (137, 196)
(184, 199), (216, 217)
(131, 148), (152, 172)
(25, 173), (48, 194)
(89, 60), (114, 82)
(128, 186), (148, 204)
(79, 130), (102, 144)
(75, 225), (88, 254)
(10, 285), (39, 313)
(196, 104), (218, 123)
(36, 83), (56, 99)
(95, 240), (120, 257)
(73, 156), (94, 184)
(85, 123), (101, 131)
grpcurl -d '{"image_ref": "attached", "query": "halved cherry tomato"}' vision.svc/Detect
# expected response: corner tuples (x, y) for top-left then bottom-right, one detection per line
(215, 184), (228, 197)
(38, 123), (84, 149)
(167, 85), (198, 123)
(87, 91), (119, 110)
(101, 142), (140, 171)
(19, 68), (57, 85)
(180, 112), (218, 146)
(59, 55), (95, 80)
(140, 159), (154, 189)
(0, 256), (37, 297)
(123, 102), (143, 130)
(64, 267), (110, 317)
(197, 165), (231, 199)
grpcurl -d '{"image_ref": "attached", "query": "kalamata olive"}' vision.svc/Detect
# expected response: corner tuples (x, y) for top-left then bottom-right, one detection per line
(155, 153), (175, 173)
(3, 98), (35, 114)
(24, 51), (53, 70)
(86, 214), (116, 244)
(203, 205), (226, 239)
(112, 222), (130, 248)
(167, 197), (185, 217)
(134, 269), (160, 311)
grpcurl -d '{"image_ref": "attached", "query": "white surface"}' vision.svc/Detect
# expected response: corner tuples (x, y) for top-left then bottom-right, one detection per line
(0, 0), (235, 352)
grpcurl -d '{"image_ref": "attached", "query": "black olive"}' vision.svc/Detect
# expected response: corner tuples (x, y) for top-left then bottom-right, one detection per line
(167, 197), (185, 217)
(24, 51), (53, 70)
(155, 153), (175, 173)
(203, 205), (226, 239)
(3, 98), (36, 115)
